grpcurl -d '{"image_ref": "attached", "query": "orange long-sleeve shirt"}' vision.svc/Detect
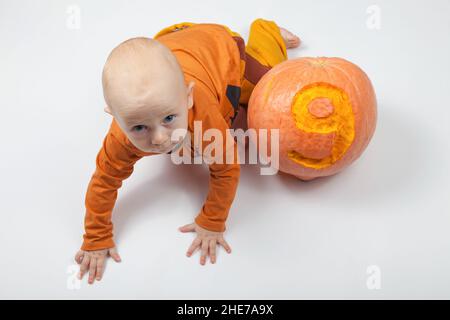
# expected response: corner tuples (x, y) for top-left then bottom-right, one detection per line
(81, 24), (243, 251)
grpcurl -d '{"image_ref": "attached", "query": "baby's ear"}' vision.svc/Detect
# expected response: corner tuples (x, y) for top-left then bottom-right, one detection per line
(104, 105), (113, 115)
(186, 81), (195, 109)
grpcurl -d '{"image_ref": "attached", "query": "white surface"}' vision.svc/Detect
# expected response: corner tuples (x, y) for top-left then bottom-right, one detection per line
(1, 0), (449, 299)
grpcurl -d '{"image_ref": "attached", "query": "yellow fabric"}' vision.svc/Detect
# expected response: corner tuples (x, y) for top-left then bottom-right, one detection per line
(153, 22), (197, 38)
(241, 19), (288, 105)
(246, 19), (287, 67)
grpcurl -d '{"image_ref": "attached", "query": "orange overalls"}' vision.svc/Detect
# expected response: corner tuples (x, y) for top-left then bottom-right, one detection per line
(81, 19), (288, 251)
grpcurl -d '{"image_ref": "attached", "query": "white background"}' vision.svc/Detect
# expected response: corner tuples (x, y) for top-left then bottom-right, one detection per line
(1, 0), (449, 299)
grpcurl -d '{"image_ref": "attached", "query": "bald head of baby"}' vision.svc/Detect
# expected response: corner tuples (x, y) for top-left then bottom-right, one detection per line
(102, 37), (195, 153)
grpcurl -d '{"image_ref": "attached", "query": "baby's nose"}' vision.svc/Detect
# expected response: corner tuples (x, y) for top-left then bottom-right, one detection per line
(150, 130), (167, 145)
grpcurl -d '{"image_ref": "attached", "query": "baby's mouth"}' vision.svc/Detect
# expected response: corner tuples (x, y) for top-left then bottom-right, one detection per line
(150, 141), (171, 153)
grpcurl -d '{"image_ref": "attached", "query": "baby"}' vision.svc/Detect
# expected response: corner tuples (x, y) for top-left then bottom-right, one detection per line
(74, 18), (300, 284)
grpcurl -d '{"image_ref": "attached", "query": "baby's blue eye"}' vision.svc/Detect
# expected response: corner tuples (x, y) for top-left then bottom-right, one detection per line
(132, 125), (147, 132)
(163, 114), (176, 124)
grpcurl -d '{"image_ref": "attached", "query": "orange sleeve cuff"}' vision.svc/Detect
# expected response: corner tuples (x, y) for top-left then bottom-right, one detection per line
(195, 213), (227, 233)
(81, 237), (116, 251)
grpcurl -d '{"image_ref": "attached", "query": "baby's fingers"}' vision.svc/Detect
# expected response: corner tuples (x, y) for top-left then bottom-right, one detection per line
(78, 255), (90, 280)
(109, 247), (122, 263)
(88, 258), (97, 284)
(186, 237), (201, 257)
(179, 223), (196, 233)
(74, 250), (84, 265)
(209, 240), (217, 264)
(200, 240), (209, 265)
(96, 258), (105, 281)
(218, 238), (232, 253)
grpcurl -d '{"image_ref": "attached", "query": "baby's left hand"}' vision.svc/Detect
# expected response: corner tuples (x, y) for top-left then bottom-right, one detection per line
(179, 222), (231, 265)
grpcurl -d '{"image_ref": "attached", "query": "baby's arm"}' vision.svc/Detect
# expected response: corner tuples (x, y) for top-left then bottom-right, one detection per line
(194, 123), (240, 233)
(81, 118), (147, 251)
(180, 84), (240, 264)
(184, 135), (239, 265)
(76, 118), (152, 283)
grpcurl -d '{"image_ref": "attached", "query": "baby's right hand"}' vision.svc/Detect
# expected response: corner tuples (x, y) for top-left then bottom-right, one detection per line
(74, 247), (122, 284)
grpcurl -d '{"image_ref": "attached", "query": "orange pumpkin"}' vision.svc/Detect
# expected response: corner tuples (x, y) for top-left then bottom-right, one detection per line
(247, 57), (377, 180)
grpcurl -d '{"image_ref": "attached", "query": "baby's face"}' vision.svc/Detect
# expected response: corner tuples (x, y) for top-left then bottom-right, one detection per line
(115, 81), (194, 154)
(102, 37), (194, 154)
